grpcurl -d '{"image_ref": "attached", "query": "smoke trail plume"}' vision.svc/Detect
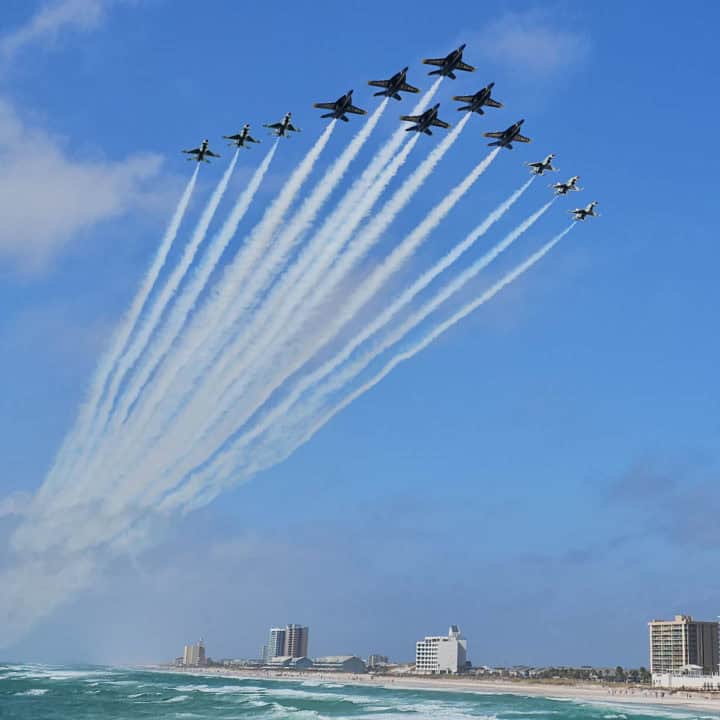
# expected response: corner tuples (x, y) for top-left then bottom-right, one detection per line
(133, 114), (475, 513)
(65, 153), (239, 490)
(37, 165), (200, 502)
(180, 223), (577, 511)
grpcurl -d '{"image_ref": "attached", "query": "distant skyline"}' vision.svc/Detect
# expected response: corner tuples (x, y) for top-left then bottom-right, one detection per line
(1, 0), (719, 666)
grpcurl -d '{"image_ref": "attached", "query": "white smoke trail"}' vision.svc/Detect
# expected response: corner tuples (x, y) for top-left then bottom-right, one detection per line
(154, 133), (425, 460)
(63, 153), (239, 490)
(133, 114), (473, 513)
(55, 146), (284, 508)
(44, 94), (434, 517)
(175, 223), (576, 511)
(303, 199), (557, 407)
(155, 118), (484, 510)
(95, 129), (420, 507)
(211, 177), (536, 459)
(37, 165), (200, 502)
(203, 116), (473, 421)
(113, 143), (279, 428)
(47, 124), (336, 518)
(92, 114), (374, 496)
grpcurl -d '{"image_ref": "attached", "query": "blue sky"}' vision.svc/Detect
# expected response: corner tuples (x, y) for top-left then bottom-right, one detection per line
(1, 0), (719, 667)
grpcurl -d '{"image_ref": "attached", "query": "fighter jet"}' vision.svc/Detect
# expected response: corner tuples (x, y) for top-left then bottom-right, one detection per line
(313, 90), (367, 122)
(223, 124), (260, 149)
(400, 104), (451, 135)
(182, 139), (220, 163)
(483, 120), (531, 149)
(263, 112), (300, 137)
(552, 176), (582, 195)
(570, 201), (599, 221)
(368, 67), (420, 101)
(525, 154), (557, 176)
(452, 83), (503, 115)
(422, 44), (475, 79)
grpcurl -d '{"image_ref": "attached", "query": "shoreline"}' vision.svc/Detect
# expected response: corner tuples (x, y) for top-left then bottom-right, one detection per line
(146, 666), (720, 715)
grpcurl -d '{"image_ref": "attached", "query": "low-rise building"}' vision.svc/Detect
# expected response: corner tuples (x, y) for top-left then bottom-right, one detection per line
(653, 665), (720, 690)
(265, 655), (314, 670)
(415, 625), (467, 675)
(312, 656), (367, 674)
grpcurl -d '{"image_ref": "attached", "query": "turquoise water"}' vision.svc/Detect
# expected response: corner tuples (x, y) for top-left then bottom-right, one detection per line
(0, 664), (717, 720)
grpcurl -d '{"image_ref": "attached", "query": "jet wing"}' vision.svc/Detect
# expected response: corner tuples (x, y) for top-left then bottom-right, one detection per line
(452, 95), (476, 102)
(456, 61), (475, 72)
(485, 98), (503, 108)
(264, 122), (282, 129)
(514, 134), (531, 143)
(346, 105), (367, 115)
(400, 114), (421, 122)
(287, 122), (300, 132)
(223, 135), (241, 141)
(247, 136), (260, 143)
(368, 79), (390, 88)
(483, 131), (506, 139)
(431, 118), (450, 128)
(400, 83), (419, 93)
(313, 102), (337, 110)
(206, 150), (221, 158)
(422, 57), (446, 67)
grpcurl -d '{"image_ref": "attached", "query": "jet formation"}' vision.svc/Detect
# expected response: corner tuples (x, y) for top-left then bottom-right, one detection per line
(525, 154), (557, 175)
(401, 104), (451, 135)
(264, 113), (301, 137)
(570, 201), (599, 221)
(182, 139), (221, 163)
(313, 90), (367, 122)
(181, 43), (599, 217)
(224, 124), (260, 149)
(552, 176), (582, 195)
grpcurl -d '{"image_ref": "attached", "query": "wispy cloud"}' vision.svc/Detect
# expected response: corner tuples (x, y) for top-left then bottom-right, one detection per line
(0, 98), (164, 273)
(0, 492), (31, 519)
(473, 10), (591, 80)
(0, 0), (108, 63)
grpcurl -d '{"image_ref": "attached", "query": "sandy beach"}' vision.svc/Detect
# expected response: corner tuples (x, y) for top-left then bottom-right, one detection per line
(155, 666), (720, 715)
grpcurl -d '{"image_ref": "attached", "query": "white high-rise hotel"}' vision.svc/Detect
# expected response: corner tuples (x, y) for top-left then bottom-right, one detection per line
(415, 625), (467, 674)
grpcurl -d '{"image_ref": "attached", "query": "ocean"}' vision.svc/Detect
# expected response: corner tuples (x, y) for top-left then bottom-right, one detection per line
(0, 664), (716, 720)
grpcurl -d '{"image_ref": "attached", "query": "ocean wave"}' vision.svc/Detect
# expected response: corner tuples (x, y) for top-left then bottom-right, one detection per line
(162, 694), (190, 703)
(14, 688), (49, 696)
(502, 712), (562, 716)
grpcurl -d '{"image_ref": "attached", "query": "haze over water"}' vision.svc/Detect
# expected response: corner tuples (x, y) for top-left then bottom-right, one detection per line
(1, 665), (718, 720)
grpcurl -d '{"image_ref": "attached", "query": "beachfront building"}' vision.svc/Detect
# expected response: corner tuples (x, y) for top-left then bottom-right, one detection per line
(265, 627), (286, 661)
(264, 624), (310, 661)
(285, 624), (309, 658)
(367, 654), (390, 669)
(312, 656), (367, 674)
(265, 655), (314, 670)
(649, 615), (719, 674)
(652, 665), (720, 690)
(415, 625), (467, 675)
(183, 640), (206, 667)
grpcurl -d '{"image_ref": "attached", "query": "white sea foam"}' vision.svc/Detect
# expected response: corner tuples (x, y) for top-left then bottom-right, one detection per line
(14, 688), (49, 696)
(163, 694), (190, 703)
